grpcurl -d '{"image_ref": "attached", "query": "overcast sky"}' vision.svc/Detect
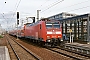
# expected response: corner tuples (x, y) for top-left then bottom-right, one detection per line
(0, 0), (90, 30)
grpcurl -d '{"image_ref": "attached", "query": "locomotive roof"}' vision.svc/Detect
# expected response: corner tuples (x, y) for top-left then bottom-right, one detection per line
(25, 20), (60, 27)
(24, 23), (32, 25)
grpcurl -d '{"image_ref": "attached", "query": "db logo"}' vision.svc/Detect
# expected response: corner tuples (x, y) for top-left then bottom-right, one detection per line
(52, 32), (56, 34)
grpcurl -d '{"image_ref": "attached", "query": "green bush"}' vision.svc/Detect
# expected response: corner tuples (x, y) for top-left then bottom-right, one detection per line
(0, 35), (3, 38)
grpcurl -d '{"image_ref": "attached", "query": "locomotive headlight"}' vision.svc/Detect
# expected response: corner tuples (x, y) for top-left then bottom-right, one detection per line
(56, 31), (61, 34)
(47, 40), (51, 42)
(61, 39), (63, 41)
(47, 32), (52, 34)
(47, 36), (50, 39)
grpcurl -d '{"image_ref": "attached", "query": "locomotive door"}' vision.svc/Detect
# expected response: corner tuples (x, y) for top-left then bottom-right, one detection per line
(39, 24), (42, 40)
(23, 25), (26, 36)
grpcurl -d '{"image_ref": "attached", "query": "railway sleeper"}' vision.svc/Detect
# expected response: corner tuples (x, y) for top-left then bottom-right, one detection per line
(63, 45), (90, 57)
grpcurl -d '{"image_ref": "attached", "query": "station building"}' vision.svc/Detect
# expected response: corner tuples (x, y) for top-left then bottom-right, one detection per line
(48, 12), (77, 20)
(48, 12), (90, 43)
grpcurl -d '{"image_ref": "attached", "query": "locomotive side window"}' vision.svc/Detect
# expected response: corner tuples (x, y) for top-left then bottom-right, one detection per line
(40, 24), (41, 29)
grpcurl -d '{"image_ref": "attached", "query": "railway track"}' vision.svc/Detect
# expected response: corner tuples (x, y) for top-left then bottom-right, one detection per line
(47, 47), (90, 60)
(6, 35), (41, 60)
(63, 43), (90, 57)
(8, 35), (90, 60)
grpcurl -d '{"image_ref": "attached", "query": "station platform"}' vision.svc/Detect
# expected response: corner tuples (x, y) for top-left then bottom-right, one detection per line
(0, 46), (10, 60)
(64, 42), (90, 55)
(65, 42), (90, 49)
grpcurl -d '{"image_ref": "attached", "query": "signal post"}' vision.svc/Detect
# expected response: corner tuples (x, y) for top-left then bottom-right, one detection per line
(17, 12), (19, 40)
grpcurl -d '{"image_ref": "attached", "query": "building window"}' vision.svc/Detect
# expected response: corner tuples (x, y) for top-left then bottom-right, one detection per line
(55, 15), (59, 18)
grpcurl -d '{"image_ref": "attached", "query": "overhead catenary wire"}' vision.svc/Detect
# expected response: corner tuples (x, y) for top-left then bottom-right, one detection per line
(41, 0), (64, 13)
(39, 0), (51, 8)
(9, 0), (21, 25)
(1, 0), (90, 29)
(0, 3), (8, 26)
(15, 0), (21, 11)
(55, 0), (90, 14)
(0, 0), (21, 28)
(0, 0), (8, 21)
(10, 0), (21, 19)
(29, 0), (64, 17)
(2, 0), (22, 30)
(67, 5), (90, 12)
(59, 0), (89, 10)
(25, 0), (55, 17)
(41, 0), (90, 17)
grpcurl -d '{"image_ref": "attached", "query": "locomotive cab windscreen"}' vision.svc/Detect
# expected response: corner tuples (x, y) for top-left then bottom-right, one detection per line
(45, 21), (60, 29)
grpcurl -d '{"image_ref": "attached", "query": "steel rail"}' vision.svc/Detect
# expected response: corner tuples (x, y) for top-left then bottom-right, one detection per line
(47, 47), (87, 60)
(9, 35), (41, 60)
(6, 35), (20, 60)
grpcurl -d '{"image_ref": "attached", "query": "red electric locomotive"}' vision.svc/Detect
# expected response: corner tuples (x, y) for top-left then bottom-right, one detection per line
(9, 18), (63, 47)
(23, 19), (63, 46)
(9, 29), (17, 36)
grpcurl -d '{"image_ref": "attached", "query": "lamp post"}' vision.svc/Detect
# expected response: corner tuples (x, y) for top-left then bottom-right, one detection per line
(69, 29), (72, 43)
(72, 35), (74, 43)
(26, 17), (28, 23)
